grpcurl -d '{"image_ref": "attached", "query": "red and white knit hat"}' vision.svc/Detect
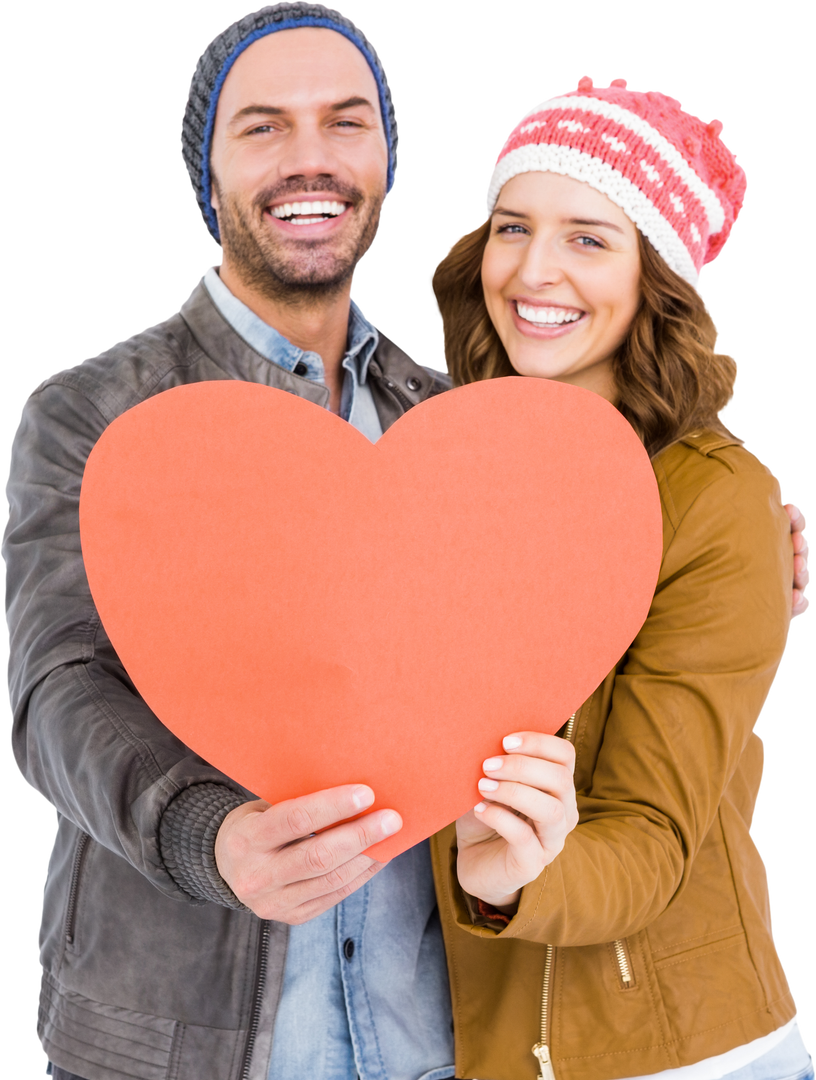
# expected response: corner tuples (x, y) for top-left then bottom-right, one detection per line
(487, 78), (746, 285)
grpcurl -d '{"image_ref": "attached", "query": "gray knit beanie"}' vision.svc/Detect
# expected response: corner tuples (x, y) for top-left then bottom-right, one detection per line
(182, 3), (397, 244)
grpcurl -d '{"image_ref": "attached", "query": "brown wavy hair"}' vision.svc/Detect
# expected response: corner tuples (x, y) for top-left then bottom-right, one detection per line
(432, 221), (738, 458)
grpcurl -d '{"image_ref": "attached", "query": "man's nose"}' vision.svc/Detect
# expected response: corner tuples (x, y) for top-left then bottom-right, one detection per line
(277, 122), (339, 180)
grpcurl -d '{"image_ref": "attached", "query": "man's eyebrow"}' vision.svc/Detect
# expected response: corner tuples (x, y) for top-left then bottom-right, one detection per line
(329, 95), (377, 112)
(230, 104), (285, 123)
(492, 208), (625, 234)
(229, 98), (376, 125)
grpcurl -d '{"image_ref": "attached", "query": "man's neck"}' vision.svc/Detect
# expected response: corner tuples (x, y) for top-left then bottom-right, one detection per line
(218, 261), (352, 414)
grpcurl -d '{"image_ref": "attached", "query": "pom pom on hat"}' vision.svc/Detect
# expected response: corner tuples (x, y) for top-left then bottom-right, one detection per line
(487, 79), (746, 285)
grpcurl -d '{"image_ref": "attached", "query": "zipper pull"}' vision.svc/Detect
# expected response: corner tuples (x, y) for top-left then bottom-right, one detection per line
(533, 1042), (557, 1080)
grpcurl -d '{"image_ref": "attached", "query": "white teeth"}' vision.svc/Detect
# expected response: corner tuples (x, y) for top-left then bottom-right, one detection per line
(271, 200), (347, 220)
(517, 303), (582, 326)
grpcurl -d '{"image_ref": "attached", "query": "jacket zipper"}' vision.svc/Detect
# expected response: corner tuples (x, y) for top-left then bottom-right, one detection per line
(612, 937), (634, 987)
(532, 944), (556, 1080)
(239, 920), (271, 1080)
(532, 713), (576, 1079)
(64, 831), (90, 946)
(378, 375), (413, 412)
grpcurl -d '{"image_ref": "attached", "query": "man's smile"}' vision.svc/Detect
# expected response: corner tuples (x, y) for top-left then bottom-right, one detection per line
(269, 198), (351, 224)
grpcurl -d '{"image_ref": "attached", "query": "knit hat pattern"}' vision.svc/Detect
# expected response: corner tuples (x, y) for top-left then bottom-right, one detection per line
(182, 2), (397, 243)
(487, 78), (746, 285)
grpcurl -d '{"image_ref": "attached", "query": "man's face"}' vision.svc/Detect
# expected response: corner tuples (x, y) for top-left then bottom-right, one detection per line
(209, 27), (389, 304)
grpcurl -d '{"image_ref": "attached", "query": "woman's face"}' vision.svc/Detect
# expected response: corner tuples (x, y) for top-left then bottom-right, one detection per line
(481, 172), (641, 402)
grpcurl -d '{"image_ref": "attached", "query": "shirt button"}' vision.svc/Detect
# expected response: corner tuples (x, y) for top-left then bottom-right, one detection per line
(293, 361), (308, 376)
(343, 938), (355, 961)
(406, 377), (421, 391)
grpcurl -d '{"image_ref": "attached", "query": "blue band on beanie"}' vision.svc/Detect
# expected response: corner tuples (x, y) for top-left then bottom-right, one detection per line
(200, 16), (395, 242)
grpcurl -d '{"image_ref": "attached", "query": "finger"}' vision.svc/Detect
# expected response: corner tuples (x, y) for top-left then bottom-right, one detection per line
(482, 754), (575, 803)
(277, 808), (402, 883)
(792, 590), (809, 617)
(280, 850), (386, 908)
(497, 732), (576, 770)
(791, 532), (807, 556)
(785, 504), (806, 533)
(792, 554), (809, 590)
(477, 778), (570, 830)
(253, 860), (385, 923)
(473, 799), (543, 854)
(262, 784), (377, 846)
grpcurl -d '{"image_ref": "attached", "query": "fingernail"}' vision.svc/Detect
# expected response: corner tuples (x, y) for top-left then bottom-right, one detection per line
(380, 810), (402, 836)
(483, 756), (503, 772)
(503, 735), (522, 750)
(352, 786), (375, 810)
(474, 802), (488, 813)
(479, 778), (499, 792)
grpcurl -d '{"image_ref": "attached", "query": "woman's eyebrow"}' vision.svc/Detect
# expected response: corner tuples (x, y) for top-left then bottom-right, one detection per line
(567, 217), (625, 233)
(490, 209), (626, 235)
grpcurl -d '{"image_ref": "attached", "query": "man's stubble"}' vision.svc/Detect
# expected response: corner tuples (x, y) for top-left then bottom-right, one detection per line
(213, 176), (384, 309)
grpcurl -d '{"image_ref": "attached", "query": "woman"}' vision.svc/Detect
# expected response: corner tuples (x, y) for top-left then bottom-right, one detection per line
(430, 80), (813, 1080)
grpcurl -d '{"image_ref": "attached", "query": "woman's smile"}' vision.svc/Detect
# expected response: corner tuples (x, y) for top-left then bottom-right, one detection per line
(513, 299), (586, 334)
(481, 171), (641, 402)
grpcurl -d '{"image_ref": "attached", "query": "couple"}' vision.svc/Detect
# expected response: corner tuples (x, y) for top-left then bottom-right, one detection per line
(4, 5), (811, 1080)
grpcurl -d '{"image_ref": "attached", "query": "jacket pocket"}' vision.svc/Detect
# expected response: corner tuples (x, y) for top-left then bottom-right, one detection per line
(64, 831), (91, 953)
(609, 938), (637, 989)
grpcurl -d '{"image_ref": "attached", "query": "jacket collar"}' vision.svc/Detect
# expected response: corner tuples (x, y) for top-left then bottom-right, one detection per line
(200, 268), (379, 387)
(180, 279), (449, 430)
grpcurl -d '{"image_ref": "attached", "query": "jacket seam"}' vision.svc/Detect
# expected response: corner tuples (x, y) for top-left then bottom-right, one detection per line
(73, 663), (171, 794)
(717, 805), (768, 1006)
(649, 923), (744, 956)
(556, 996), (795, 1061)
(651, 933), (745, 971)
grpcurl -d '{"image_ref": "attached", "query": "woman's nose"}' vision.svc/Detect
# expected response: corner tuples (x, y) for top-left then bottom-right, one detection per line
(518, 239), (565, 290)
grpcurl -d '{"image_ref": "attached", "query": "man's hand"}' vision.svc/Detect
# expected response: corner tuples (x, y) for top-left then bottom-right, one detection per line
(455, 732), (578, 912)
(786, 505), (809, 617)
(215, 785), (402, 923)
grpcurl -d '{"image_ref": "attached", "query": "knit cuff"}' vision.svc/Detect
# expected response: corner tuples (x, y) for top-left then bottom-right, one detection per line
(159, 783), (248, 908)
(477, 898), (513, 925)
(461, 888), (515, 930)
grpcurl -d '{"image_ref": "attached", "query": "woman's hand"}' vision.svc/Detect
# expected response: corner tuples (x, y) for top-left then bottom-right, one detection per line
(456, 732), (579, 911)
(786, 505), (809, 616)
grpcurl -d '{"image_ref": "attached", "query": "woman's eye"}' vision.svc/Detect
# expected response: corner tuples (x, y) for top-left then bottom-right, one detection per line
(497, 223), (528, 235)
(576, 235), (603, 248)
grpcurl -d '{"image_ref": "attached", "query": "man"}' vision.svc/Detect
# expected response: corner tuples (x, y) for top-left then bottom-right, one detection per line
(4, 5), (810, 1080)
(5, 6), (454, 1079)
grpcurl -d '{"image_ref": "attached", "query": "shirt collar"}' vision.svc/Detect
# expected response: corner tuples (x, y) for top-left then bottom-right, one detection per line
(203, 267), (378, 385)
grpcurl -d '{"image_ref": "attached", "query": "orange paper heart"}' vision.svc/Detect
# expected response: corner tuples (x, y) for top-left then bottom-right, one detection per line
(80, 377), (662, 859)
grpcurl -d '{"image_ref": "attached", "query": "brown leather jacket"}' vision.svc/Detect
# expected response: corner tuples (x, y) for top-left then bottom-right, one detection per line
(432, 431), (795, 1080)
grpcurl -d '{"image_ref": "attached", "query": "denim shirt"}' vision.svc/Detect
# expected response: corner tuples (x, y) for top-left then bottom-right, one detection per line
(203, 269), (383, 442)
(202, 269), (455, 1080)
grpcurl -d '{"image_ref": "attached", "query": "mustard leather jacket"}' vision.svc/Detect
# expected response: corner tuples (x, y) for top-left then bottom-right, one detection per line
(432, 431), (795, 1080)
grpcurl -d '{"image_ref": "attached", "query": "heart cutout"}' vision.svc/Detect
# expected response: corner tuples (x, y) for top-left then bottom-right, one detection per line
(80, 377), (662, 859)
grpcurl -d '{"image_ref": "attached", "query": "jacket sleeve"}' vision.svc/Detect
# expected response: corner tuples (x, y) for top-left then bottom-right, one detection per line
(446, 448), (792, 945)
(4, 380), (248, 905)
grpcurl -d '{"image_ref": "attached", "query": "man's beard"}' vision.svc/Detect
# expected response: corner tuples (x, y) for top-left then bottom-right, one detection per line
(213, 176), (384, 308)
